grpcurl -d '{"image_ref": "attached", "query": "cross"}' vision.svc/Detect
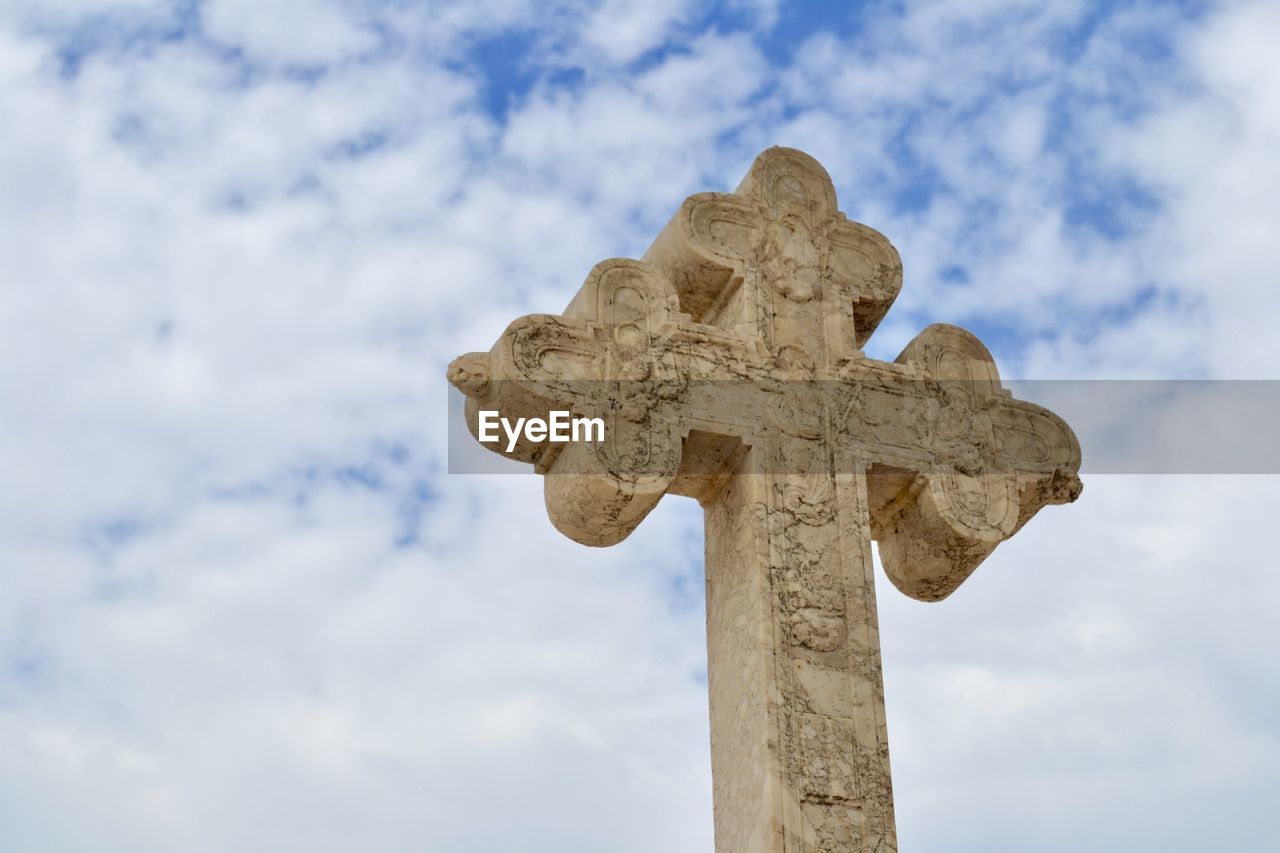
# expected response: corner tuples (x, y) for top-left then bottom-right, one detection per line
(448, 147), (1082, 852)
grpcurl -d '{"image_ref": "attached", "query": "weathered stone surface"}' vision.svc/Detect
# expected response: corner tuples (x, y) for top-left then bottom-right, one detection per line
(449, 147), (1082, 852)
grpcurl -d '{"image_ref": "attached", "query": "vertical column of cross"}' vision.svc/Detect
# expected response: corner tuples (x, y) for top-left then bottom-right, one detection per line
(703, 438), (899, 852)
(764, 430), (897, 852)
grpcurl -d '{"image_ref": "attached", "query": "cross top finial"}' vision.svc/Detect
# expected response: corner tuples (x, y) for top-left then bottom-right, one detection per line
(644, 147), (902, 370)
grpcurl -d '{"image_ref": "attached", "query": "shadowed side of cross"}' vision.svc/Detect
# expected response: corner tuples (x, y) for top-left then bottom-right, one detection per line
(448, 147), (1082, 853)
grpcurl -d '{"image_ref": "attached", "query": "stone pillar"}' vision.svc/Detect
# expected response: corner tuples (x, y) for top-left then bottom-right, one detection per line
(705, 446), (896, 853)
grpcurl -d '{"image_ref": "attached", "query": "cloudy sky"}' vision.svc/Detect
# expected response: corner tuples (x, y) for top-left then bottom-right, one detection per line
(2, 0), (1278, 851)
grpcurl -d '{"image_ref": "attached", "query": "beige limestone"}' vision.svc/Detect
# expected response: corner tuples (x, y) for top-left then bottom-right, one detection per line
(448, 147), (1082, 852)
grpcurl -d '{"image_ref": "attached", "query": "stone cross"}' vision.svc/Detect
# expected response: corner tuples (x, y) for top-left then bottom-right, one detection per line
(449, 148), (1081, 852)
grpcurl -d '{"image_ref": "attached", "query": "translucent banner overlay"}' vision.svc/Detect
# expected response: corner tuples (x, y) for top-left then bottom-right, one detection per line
(447, 380), (1280, 475)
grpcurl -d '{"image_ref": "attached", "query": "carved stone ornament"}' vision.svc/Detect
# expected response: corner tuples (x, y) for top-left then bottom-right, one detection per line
(449, 147), (1082, 853)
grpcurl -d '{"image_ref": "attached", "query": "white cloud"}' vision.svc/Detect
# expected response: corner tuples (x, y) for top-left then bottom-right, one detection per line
(579, 0), (693, 64)
(202, 0), (378, 66)
(1106, 0), (1280, 377)
(881, 475), (1280, 850)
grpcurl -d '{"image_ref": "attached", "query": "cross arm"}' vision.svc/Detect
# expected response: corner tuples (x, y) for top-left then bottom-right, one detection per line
(448, 312), (598, 467)
(448, 258), (688, 547)
(858, 324), (1083, 602)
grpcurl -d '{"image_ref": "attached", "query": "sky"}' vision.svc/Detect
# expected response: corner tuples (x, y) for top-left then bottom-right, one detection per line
(1, 1), (1278, 851)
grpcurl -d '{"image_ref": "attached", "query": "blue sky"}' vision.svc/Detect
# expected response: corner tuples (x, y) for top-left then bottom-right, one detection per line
(1, 1), (1278, 851)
